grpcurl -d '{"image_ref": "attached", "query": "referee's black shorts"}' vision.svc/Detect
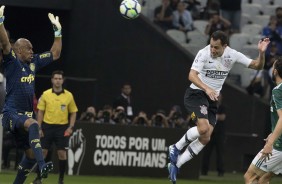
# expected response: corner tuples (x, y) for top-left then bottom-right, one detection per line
(41, 122), (69, 150)
(184, 87), (218, 127)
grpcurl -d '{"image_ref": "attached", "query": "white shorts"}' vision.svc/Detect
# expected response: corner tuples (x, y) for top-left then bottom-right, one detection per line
(252, 149), (282, 175)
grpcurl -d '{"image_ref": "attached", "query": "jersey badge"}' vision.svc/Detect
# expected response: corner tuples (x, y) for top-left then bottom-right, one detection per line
(199, 105), (207, 115)
(224, 59), (231, 68)
(29, 63), (35, 72)
(61, 104), (66, 111)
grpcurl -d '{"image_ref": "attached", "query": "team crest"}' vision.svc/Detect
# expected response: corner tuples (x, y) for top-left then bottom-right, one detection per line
(61, 104), (66, 111)
(29, 63), (35, 71)
(224, 59), (231, 68)
(199, 105), (207, 115)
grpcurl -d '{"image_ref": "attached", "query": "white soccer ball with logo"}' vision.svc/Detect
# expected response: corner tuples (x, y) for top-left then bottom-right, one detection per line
(119, 0), (141, 19)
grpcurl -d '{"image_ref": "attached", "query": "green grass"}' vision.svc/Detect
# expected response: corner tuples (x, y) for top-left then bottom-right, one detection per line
(0, 170), (282, 184)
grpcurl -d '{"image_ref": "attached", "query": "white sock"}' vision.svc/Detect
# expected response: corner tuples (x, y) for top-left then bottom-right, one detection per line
(175, 127), (200, 150)
(176, 138), (204, 168)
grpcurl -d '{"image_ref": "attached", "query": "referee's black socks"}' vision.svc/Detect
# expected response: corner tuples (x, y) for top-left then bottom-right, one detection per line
(59, 159), (67, 181)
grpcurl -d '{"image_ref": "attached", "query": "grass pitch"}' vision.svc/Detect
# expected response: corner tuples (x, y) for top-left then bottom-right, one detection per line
(0, 170), (282, 184)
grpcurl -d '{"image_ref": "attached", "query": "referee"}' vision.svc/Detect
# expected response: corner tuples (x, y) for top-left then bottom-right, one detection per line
(32, 70), (78, 184)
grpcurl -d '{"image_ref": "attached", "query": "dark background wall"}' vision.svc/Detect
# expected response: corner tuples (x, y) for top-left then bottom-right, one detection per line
(64, 0), (194, 114)
(0, 0), (271, 173)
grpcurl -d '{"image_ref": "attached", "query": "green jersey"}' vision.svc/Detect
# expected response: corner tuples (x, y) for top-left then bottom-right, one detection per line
(271, 83), (282, 151)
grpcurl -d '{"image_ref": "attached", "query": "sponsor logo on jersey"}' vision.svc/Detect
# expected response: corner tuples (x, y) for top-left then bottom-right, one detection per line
(21, 74), (35, 84)
(205, 70), (228, 79)
(39, 53), (51, 59)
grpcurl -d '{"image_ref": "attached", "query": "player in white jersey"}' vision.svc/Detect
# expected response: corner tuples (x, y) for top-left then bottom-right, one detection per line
(244, 56), (282, 184)
(167, 30), (270, 184)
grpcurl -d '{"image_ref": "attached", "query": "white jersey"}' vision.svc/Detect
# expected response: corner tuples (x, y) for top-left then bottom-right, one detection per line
(190, 45), (252, 93)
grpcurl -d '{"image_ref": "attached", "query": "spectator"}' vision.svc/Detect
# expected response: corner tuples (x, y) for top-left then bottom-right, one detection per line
(167, 105), (186, 128)
(205, 12), (231, 43)
(170, 0), (180, 11)
(113, 83), (134, 120)
(154, 0), (174, 31)
(172, 1), (194, 33)
(202, 0), (220, 20)
(132, 111), (151, 126)
(113, 106), (131, 125)
(276, 7), (282, 27)
(184, 0), (201, 20)
(246, 70), (265, 98)
(96, 104), (116, 124)
(219, 0), (241, 33)
(79, 106), (96, 123)
(262, 15), (282, 55)
(151, 109), (169, 128)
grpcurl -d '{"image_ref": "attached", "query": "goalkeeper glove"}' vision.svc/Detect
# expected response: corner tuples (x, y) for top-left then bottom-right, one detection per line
(48, 13), (62, 37)
(0, 6), (5, 25)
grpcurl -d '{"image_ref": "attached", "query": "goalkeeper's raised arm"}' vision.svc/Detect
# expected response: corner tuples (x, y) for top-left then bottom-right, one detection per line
(0, 6), (11, 55)
(48, 13), (62, 61)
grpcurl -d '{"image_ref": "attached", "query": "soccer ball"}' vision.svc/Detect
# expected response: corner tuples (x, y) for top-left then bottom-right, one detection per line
(119, 0), (141, 19)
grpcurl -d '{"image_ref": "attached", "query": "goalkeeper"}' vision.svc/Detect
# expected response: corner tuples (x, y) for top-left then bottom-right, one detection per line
(0, 5), (62, 184)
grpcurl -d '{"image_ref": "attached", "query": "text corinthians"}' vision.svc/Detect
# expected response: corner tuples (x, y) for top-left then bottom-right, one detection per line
(93, 135), (167, 168)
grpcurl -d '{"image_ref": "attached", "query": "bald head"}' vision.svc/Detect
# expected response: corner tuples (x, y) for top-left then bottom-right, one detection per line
(13, 38), (34, 62)
(14, 38), (30, 51)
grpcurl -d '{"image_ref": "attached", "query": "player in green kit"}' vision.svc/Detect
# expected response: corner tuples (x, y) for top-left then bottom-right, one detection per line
(244, 56), (282, 183)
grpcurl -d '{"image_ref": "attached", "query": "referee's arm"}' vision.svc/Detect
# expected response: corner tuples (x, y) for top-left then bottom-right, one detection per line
(69, 112), (77, 129)
(37, 110), (44, 128)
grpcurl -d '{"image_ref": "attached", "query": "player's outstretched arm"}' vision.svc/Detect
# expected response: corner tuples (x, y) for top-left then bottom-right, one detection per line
(48, 13), (62, 61)
(248, 38), (270, 70)
(0, 6), (11, 55)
